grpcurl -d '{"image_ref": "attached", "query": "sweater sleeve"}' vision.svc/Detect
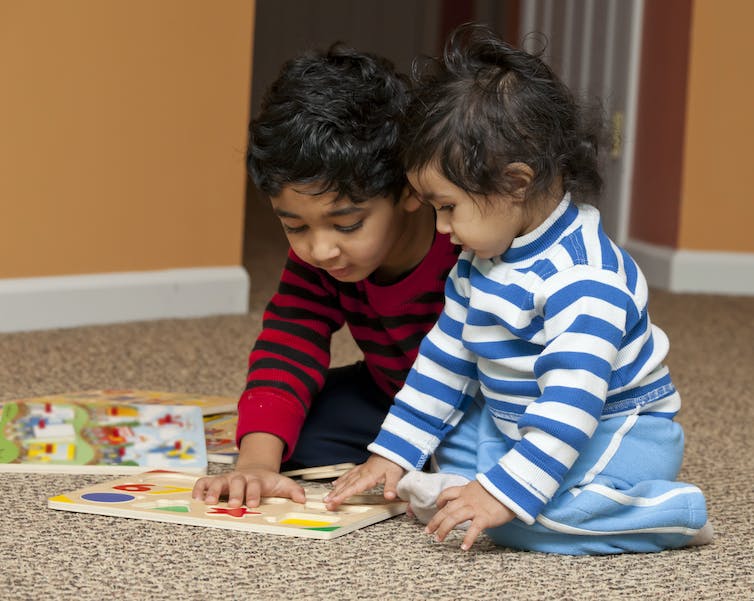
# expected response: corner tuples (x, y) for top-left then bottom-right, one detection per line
(369, 256), (480, 470)
(236, 250), (345, 460)
(477, 267), (633, 524)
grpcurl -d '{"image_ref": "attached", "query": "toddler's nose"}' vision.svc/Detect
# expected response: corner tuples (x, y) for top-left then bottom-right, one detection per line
(435, 213), (453, 235)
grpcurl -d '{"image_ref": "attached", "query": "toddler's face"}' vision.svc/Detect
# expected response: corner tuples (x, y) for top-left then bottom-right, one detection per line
(407, 166), (530, 260)
(270, 183), (403, 282)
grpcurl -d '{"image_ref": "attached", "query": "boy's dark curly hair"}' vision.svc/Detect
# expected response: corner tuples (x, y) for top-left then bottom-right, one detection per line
(248, 43), (410, 202)
(403, 23), (604, 204)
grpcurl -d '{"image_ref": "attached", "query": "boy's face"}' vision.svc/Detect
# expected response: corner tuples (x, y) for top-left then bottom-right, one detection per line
(407, 165), (535, 260)
(270, 183), (406, 282)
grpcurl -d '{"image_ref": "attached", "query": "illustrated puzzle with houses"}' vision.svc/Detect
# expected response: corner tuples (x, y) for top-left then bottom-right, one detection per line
(0, 397), (207, 474)
(10, 389), (238, 416)
(48, 470), (407, 539)
(203, 413), (239, 464)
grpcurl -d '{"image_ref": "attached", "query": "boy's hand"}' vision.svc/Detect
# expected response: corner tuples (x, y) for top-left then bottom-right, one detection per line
(192, 466), (306, 508)
(426, 480), (515, 551)
(324, 454), (405, 510)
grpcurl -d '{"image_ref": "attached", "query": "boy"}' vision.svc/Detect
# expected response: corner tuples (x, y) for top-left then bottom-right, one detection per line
(192, 44), (457, 507)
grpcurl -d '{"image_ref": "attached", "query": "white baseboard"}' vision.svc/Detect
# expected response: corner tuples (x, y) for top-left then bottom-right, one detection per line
(0, 267), (250, 333)
(624, 240), (754, 295)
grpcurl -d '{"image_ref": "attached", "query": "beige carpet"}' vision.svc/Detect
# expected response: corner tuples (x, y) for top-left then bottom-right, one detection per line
(1, 196), (752, 599)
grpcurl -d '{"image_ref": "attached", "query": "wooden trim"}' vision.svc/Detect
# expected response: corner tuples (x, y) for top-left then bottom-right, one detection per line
(629, 0), (693, 247)
(0, 267), (249, 332)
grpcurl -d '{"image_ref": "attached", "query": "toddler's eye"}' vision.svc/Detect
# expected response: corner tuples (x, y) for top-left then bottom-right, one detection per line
(437, 204), (455, 212)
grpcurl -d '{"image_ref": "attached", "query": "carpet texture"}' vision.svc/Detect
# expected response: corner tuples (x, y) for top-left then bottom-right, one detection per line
(1, 198), (752, 599)
(2, 292), (752, 600)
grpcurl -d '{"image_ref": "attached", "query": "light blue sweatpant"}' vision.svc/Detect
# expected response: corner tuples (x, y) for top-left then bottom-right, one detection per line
(433, 398), (708, 555)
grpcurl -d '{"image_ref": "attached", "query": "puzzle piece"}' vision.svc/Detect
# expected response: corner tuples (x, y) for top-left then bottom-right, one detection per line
(48, 470), (406, 539)
(281, 462), (356, 480)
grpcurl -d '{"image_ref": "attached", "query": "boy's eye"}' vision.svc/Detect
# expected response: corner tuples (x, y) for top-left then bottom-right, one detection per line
(437, 204), (455, 212)
(335, 221), (364, 233)
(282, 223), (307, 234)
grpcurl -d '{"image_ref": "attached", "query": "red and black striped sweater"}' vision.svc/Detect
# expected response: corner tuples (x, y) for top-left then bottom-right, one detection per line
(236, 233), (458, 460)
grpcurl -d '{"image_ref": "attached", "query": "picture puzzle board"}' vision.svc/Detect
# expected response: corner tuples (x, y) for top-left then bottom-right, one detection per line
(0, 400), (207, 474)
(3, 389), (238, 416)
(203, 413), (238, 464)
(49, 470), (407, 540)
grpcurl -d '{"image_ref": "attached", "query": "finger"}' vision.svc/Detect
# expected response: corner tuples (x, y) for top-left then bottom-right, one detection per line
(325, 468), (368, 500)
(226, 475), (248, 507)
(432, 503), (472, 543)
(280, 478), (306, 504)
(460, 522), (484, 551)
(326, 469), (360, 498)
(425, 506), (445, 535)
(324, 481), (362, 508)
(324, 473), (376, 508)
(331, 470), (353, 488)
(191, 477), (208, 501)
(331, 464), (367, 489)
(203, 478), (229, 505)
(382, 471), (401, 500)
(435, 485), (462, 510)
(433, 513), (459, 543)
(244, 479), (263, 508)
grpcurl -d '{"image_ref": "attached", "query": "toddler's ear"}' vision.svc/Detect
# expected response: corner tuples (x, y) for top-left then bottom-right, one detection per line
(504, 162), (534, 199)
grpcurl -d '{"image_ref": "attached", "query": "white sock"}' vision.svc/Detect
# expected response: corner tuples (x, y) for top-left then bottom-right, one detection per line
(396, 471), (471, 528)
(687, 521), (714, 547)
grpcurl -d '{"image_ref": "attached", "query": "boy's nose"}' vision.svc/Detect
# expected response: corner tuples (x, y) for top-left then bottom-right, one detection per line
(310, 233), (340, 263)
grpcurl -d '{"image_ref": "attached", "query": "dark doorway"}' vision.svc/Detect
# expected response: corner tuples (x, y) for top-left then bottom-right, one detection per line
(242, 0), (517, 311)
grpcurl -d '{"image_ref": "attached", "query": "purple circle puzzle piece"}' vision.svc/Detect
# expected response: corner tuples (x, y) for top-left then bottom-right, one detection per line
(81, 492), (135, 503)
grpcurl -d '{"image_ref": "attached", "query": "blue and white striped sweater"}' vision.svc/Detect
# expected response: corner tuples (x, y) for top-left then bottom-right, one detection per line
(370, 196), (681, 524)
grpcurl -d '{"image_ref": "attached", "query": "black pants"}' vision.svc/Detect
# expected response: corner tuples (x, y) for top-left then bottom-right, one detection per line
(280, 362), (393, 471)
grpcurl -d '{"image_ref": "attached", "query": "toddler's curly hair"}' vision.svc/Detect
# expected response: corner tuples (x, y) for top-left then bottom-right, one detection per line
(403, 23), (604, 204)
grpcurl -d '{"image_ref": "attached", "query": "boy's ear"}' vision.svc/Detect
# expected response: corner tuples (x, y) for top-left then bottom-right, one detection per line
(400, 185), (423, 211)
(504, 162), (534, 200)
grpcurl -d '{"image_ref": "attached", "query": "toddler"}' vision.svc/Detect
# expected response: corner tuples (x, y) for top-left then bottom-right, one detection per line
(326, 24), (711, 555)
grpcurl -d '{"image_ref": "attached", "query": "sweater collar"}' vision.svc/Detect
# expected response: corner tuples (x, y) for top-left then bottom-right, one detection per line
(501, 194), (577, 263)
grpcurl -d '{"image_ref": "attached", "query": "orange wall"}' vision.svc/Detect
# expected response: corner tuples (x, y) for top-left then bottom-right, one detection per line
(630, 0), (754, 254)
(678, 0), (754, 252)
(0, 1), (255, 279)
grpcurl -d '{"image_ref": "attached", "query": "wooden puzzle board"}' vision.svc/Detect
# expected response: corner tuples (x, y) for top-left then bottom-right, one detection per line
(48, 470), (407, 540)
(281, 462), (356, 480)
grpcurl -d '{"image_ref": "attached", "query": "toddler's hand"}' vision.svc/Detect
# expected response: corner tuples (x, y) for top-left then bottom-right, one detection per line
(192, 466), (305, 508)
(426, 480), (515, 551)
(324, 454), (405, 510)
